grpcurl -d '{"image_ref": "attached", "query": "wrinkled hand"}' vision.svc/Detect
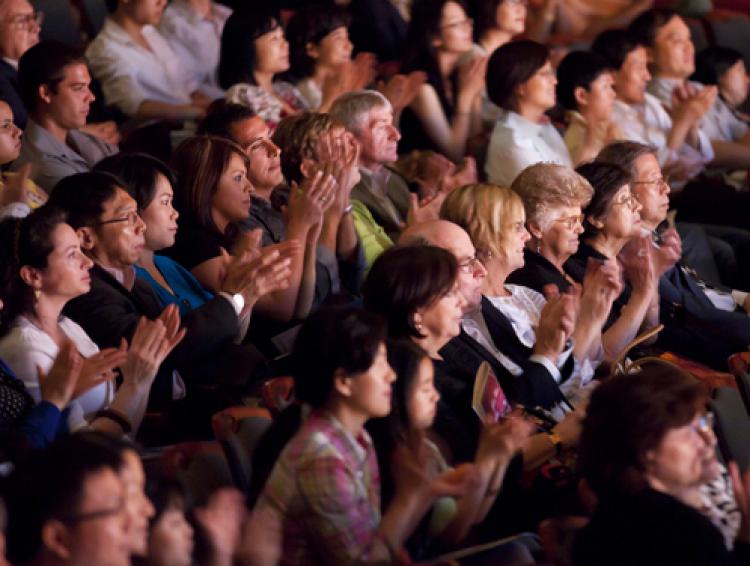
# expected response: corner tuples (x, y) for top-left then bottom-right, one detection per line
(406, 191), (446, 226)
(444, 156), (478, 193)
(77, 347), (128, 399)
(0, 163), (31, 207)
(195, 488), (247, 560)
(534, 284), (578, 362)
(119, 310), (186, 389)
(378, 71), (427, 115)
(619, 236), (659, 296)
(81, 121), (121, 145)
(312, 131), (361, 212)
(651, 228), (681, 277)
(37, 339), (83, 410)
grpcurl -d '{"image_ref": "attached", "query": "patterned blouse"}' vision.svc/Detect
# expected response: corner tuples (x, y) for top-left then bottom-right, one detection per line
(225, 81), (309, 131)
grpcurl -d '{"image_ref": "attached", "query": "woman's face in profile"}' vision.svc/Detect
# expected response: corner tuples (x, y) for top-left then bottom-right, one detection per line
(436, 1), (473, 55)
(254, 24), (290, 76)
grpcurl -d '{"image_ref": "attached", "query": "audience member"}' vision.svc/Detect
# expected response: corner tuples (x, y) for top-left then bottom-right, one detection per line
(144, 480), (195, 566)
(441, 183), (617, 404)
(485, 40), (571, 186)
(256, 306), (470, 564)
(12, 41), (117, 193)
(87, 0), (212, 121)
(158, 0), (231, 101)
(0, 0), (39, 129)
(219, 9), (308, 131)
(3, 433), (130, 566)
(556, 50), (621, 164)
(573, 362), (750, 565)
(595, 141), (750, 369)
(399, 0), (486, 161)
(0, 205), (183, 436)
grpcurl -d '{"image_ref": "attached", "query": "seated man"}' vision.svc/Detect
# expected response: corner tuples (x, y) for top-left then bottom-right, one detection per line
(12, 41), (117, 193)
(400, 220), (573, 425)
(596, 140), (750, 370)
(4, 433), (130, 566)
(48, 171), (275, 409)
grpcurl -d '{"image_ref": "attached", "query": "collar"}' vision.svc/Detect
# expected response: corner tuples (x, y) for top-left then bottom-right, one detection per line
(2, 57), (17, 70)
(23, 119), (84, 162)
(99, 264), (137, 291)
(358, 166), (391, 193)
(502, 109), (546, 135)
(102, 17), (158, 47)
(312, 409), (371, 466)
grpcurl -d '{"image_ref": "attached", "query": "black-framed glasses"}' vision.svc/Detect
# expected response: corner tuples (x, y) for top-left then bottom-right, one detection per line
(92, 210), (141, 228)
(58, 497), (125, 525)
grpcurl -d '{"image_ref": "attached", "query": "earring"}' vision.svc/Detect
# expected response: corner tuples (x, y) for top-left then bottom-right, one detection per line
(536, 238), (542, 254)
(33, 289), (41, 301)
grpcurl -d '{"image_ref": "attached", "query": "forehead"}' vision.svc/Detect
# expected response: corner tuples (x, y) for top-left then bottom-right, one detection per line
(231, 116), (268, 142)
(0, 100), (12, 119)
(80, 468), (123, 509)
(441, 1), (466, 22)
(633, 153), (661, 177)
(441, 226), (475, 259)
(624, 46), (648, 68)
(0, 0), (32, 16)
(591, 71), (614, 88)
(103, 188), (137, 213)
(50, 222), (78, 249)
(656, 16), (690, 41)
(367, 104), (394, 124)
(61, 63), (92, 84)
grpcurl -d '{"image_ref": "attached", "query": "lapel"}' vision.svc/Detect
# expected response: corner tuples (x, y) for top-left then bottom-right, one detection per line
(480, 296), (532, 363)
(91, 264), (163, 318)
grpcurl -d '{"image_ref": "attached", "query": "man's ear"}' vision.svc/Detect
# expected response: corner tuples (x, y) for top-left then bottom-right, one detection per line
(40, 520), (73, 561)
(305, 41), (319, 61)
(38, 84), (53, 105)
(644, 46), (655, 64)
(332, 368), (353, 399)
(573, 85), (590, 110)
(76, 227), (96, 252)
(19, 265), (42, 290)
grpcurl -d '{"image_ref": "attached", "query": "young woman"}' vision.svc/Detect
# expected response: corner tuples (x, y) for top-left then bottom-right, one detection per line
(255, 306), (470, 564)
(485, 40), (571, 187)
(399, 0), (486, 161)
(0, 207), (183, 436)
(219, 9), (309, 131)
(167, 135), (299, 323)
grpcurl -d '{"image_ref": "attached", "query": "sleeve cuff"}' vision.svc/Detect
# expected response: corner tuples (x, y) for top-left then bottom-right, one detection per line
(529, 354), (562, 383)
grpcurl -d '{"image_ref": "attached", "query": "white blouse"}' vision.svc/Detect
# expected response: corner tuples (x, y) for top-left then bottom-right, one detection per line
(0, 316), (114, 431)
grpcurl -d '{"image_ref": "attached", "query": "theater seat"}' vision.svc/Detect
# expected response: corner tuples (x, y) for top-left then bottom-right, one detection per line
(710, 387), (750, 472)
(31, 0), (82, 47)
(212, 407), (272, 492)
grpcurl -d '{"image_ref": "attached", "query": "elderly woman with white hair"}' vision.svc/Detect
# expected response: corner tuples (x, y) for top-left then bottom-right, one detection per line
(507, 163), (659, 361)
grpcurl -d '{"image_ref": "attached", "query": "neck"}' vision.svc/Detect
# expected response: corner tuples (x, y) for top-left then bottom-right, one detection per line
(516, 100), (545, 124)
(324, 397), (368, 437)
(111, 9), (145, 36)
(358, 158), (384, 174)
(137, 247), (156, 269)
(27, 295), (66, 336)
(254, 69), (275, 91)
(587, 233), (628, 259)
(641, 218), (659, 232)
(647, 475), (694, 504)
(34, 113), (69, 145)
(310, 65), (333, 90)
(186, 0), (212, 17)
(437, 50), (461, 82)
(655, 72), (686, 83)
(536, 243), (569, 273)
(483, 258), (511, 297)
(479, 28), (513, 54)
(254, 184), (273, 202)
(415, 332), (448, 359)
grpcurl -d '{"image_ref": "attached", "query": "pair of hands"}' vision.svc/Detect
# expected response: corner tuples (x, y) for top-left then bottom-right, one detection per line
(406, 155), (478, 226)
(221, 229), (298, 307)
(670, 83), (717, 129)
(38, 306), (186, 410)
(619, 229), (681, 296)
(534, 284), (580, 363)
(578, 257), (625, 327)
(478, 412), (535, 461)
(457, 55), (487, 109)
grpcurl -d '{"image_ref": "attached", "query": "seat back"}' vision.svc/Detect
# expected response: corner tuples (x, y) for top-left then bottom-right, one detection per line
(32, 0), (82, 46)
(710, 387), (750, 472)
(212, 407), (272, 492)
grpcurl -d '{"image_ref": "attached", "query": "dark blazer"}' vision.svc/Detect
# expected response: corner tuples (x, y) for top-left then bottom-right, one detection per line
(63, 264), (239, 405)
(507, 249), (572, 295)
(0, 60), (26, 129)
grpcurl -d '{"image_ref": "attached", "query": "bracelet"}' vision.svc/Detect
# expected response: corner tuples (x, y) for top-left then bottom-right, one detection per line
(94, 408), (132, 434)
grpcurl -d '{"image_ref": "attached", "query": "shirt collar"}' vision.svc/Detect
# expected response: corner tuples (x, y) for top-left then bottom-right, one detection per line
(503, 109), (546, 135)
(100, 264), (137, 292)
(2, 57), (17, 70)
(314, 409), (371, 466)
(103, 17), (157, 47)
(24, 119), (83, 162)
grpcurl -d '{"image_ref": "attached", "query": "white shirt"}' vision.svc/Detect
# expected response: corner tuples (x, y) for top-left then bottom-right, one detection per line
(0, 316), (114, 431)
(611, 93), (714, 179)
(296, 78), (323, 111)
(158, 0), (231, 101)
(86, 18), (195, 117)
(485, 110), (572, 187)
(648, 77), (749, 144)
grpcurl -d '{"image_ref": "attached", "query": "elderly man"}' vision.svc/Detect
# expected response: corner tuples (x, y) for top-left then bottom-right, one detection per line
(11, 41), (118, 193)
(597, 140), (750, 370)
(0, 0), (39, 128)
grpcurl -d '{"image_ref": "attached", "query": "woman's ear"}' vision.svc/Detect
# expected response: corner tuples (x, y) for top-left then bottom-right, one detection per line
(333, 368), (353, 399)
(587, 214), (604, 230)
(305, 41), (320, 61)
(19, 265), (41, 290)
(299, 158), (316, 180)
(573, 85), (590, 110)
(526, 219), (544, 240)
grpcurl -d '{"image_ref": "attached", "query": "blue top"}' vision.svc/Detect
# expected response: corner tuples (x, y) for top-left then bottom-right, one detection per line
(135, 254), (214, 316)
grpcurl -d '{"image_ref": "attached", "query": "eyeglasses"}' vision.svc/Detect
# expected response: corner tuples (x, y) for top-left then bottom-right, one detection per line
(441, 17), (473, 31)
(59, 497), (125, 524)
(690, 412), (714, 436)
(6, 11), (43, 29)
(612, 191), (639, 209)
(505, 0), (529, 5)
(458, 256), (483, 273)
(554, 214), (584, 230)
(93, 210), (142, 228)
(632, 177), (670, 191)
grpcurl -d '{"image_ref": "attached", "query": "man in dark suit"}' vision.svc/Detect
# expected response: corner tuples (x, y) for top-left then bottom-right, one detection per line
(48, 172), (273, 410)
(0, 0), (41, 128)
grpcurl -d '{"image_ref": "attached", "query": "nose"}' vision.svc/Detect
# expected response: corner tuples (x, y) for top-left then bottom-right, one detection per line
(82, 253), (94, 270)
(245, 177), (255, 195)
(521, 227), (531, 242)
(265, 139), (280, 157)
(85, 87), (95, 103)
(574, 221), (584, 235)
(474, 259), (488, 279)
(387, 123), (401, 142)
(11, 123), (21, 139)
(385, 364), (397, 384)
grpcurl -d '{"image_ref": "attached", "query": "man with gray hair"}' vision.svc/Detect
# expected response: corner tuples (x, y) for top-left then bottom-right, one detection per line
(329, 89), (411, 238)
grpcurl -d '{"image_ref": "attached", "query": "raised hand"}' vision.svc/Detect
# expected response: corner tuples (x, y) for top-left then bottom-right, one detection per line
(37, 339), (83, 410)
(619, 235), (659, 296)
(406, 190), (446, 226)
(457, 55), (487, 107)
(378, 71), (427, 115)
(580, 257), (623, 326)
(534, 284), (579, 362)
(287, 169), (337, 232)
(76, 347), (128, 399)
(651, 228), (681, 277)
(479, 413), (534, 457)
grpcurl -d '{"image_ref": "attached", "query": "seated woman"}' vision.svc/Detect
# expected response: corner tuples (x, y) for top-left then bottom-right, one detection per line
(86, 0), (212, 121)
(256, 306), (469, 564)
(573, 362), (750, 564)
(286, 4), (375, 112)
(485, 40), (572, 187)
(441, 183), (616, 404)
(399, 0), (485, 161)
(469, 0), (528, 128)
(367, 338), (535, 562)
(509, 163), (659, 360)
(219, 9), (309, 131)
(0, 206), (182, 436)
(166, 135), (300, 327)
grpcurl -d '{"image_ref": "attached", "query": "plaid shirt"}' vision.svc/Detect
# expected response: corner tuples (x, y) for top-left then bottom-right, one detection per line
(257, 410), (392, 565)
